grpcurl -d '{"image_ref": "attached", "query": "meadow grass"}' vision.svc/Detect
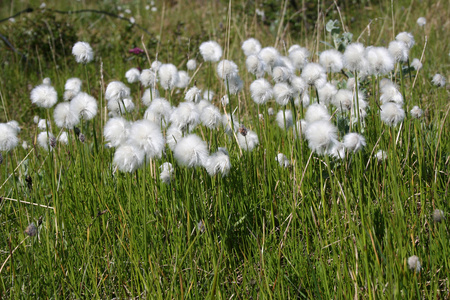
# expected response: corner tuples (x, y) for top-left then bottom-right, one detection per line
(0, 0), (449, 298)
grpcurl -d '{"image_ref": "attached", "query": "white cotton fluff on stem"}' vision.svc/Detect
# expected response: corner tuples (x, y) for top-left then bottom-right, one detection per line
(72, 41), (94, 64)
(70, 92), (98, 120)
(199, 41), (223, 62)
(104, 117), (130, 147)
(365, 47), (394, 75)
(410, 106), (423, 119)
(431, 74), (446, 87)
(176, 71), (190, 88)
(293, 119), (308, 138)
(105, 81), (130, 103)
(59, 131), (69, 145)
(197, 100), (212, 113)
(246, 55), (266, 78)
(380, 102), (405, 126)
(272, 66), (293, 83)
(276, 110), (293, 129)
(222, 114), (240, 136)
(416, 17), (426, 27)
(37, 131), (54, 152)
(144, 97), (172, 127)
(200, 105), (222, 129)
(304, 120), (337, 155)
(64, 78), (82, 101)
(396, 32), (415, 49)
(30, 84), (58, 108)
(158, 64), (179, 90)
(217, 60), (238, 79)
(6, 121), (20, 134)
(375, 150), (387, 162)
(140, 69), (158, 87)
(127, 119), (165, 159)
(113, 144), (145, 173)
(332, 89), (353, 112)
(166, 125), (182, 151)
(226, 75), (243, 95)
(273, 82), (295, 106)
(151, 60), (162, 71)
(37, 119), (50, 131)
(343, 43), (366, 72)
(107, 98), (135, 117)
(125, 68), (141, 83)
(411, 58), (422, 71)
(170, 102), (200, 132)
(53, 102), (80, 129)
(250, 79), (273, 105)
(301, 63), (326, 89)
(237, 130), (259, 152)
(343, 132), (366, 152)
(328, 141), (346, 159)
(186, 59), (197, 71)
(305, 103), (330, 123)
(205, 148), (231, 177)
(160, 162), (174, 184)
(380, 83), (403, 105)
(0, 123), (19, 152)
(259, 47), (280, 75)
(289, 47), (310, 70)
(203, 90), (214, 101)
(173, 134), (209, 167)
(289, 76), (307, 95)
(407, 256), (421, 273)
(319, 49), (343, 73)
(388, 41), (409, 63)
(242, 38), (262, 56)
(276, 153), (290, 168)
(142, 88), (160, 107)
(317, 83), (337, 106)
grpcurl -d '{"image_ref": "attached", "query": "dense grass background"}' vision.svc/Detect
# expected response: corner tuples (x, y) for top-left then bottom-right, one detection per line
(1, 0), (449, 298)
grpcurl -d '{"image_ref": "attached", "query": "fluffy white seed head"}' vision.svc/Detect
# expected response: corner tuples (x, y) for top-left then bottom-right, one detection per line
(407, 256), (421, 273)
(276, 153), (290, 168)
(332, 89), (353, 112)
(113, 144), (145, 173)
(186, 59), (197, 70)
(0, 123), (19, 152)
(304, 120), (338, 154)
(432, 74), (446, 87)
(160, 162), (174, 184)
(6, 121), (20, 134)
(375, 150), (387, 162)
(65, 77), (82, 92)
(105, 81), (130, 103)
(199, 41), (223, 62)
(305, 103), (330, 123)
(70, 92), (97, 120)
(174, 134), (209, 167)
(274, 82), (295, 106)
(411, 58), (422, 71)
(268, 107), (275, 116)
(380, 102), (405, 126)
(410, 106), (423, 119)
(37, 119), (50, 131)
(319, 49), (343, 73)
(142, 88), (160, 106)
(301, 63), (326, 88)
(30, 84), (58, 108)
(272, 66), (293, 83)
(197, 100), (212, 112)
(289, 47), (310, 70)
(128, 119), (165, 159)
(203, 90), (214, 101)
(246, 55), (266, 78)
(289, 76), (307, 95)
(328, 141), (346, 159)
(72, 41), (94, 64)
(343, 133), (366, 152)
(388, 41), (409, 62)
(200, 105), (222, 129)
(140, 69), (158, 87)
(226, 75), (243, 95)
(217, 60), (238, 79)
(176, 71), (190, 88)
(259, 47), (280, 74)
(166, 125), (183, 150)
(343, 43), (366, 72)
(151, 60), (162, 71)
(317, 83), (337, 105)
(433, 209), (445, 223)
(242, 38), (262, 56)
(237, 130), (259, 151)
(205, 148), (231, 177)
(107, 97), (135, 116)
(170, 102), (200, 131)
(396, 32), (415, 49)
(380, 84), (403, 105)
(184, 86), (202, 103)
(104, 117), (130, 147)
(59, 131), (69, 145)
(365, 47), (394, 75)
(250, 79), (273, 105)
(222, 114), (240, 136)
(158, 64), (179, 90)
(276, 110), (293, 129)
(42, 77), (51, 85)
(416, 17), (426, 27)
(53, 102), (80, 129)
(37, 131), (54, 152)
(125, 68), (141, 83)
(144, 97), (172, 127)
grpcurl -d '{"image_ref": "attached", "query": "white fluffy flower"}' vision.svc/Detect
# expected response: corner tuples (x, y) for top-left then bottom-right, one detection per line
(268, 107), (275, 116)
(186, 59), (197, 70)
(205, 148), (231, 176)
(407, 255), (421, 273)
(37, 119), (50, 131)
(72, 41), (94, 64)
(6, 121), (20, 134)
(289, 47), (310, 70)
(113, 144), (145, 173)
(237, 130), (259, 151)
(160, 162), (174, 184)
(388, 40), (409, 62)
(142, 88), (159, 107)
(203, 90), (214, 101)
(197, 100), (212, 112)
(199, 41), (222, 62)
(58, 131), (69, 145)
(170, 102), (200, 131)
(276, 110), (293, 129)
(380, 102), (405, 126)
(53, 102), (80, 129)
(410, 106), (423, 119)
(432, 74), (446, 87)
(328, 141), (345, 159)
(273, 83), (295, 106)
(30, 84), (58, 108)
(289, 76), (307, 95)
(375, 150), (387, 162)
(200, 105), (222, 129)
(176, 71), (190, 88)
(217, 60), (238, 79)
(226, 75), (243, 95)
(222, 114), (240, 136)
(125, 68), (141, 83)
(144, 97), (172, 127)
(173, 134), (209, 167)
(140, 69), (158, 87)
(301, 63), (326, 89)
(184, 86), (202, 103)
(272, 66), (293, 83)
(318, 83), (337, 105)
(166, 125), (183, 150)
(343, 43), (366, 72)
(246, 55), (266, 78)
(151, 60), (162, 71)
(343, 133), (366, 152)
(304, 120), (337, 154)
(128, 119), (165, 159)
(396, 32), (415, 49)
(332, 89), (353, 112)
(70, 92), (97, 120)
(158, 64), (179, 90)
(416, 17), (426, 27)
(0, 123), (19, 152)
(411, 58), (422, 71)
(305, 103), (330, 123)
(107, 97), (135, 116)
(105, 81), (130, 103)
(242, 38), (261, 56)
(365, 47), (394, 75)
(104, 117), (130, 147)
(319, 49), (343, 73)
(37, 131), (54, 152)
(380, 83), (403, 105)
(276, 153), (290, 168)
(64, 78), (82, 101)
(250, 79), (273, 105)
(259, 47), (280, 74)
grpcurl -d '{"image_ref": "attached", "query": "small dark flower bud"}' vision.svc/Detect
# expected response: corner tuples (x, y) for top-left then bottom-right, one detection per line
(238, 125), (248, 137)
(79, 133), (86, 143)
(49, 136), (56, 148)
(74, 127), (81, 137)
(24, 223), (37, 237)
(0, 152), (3, 165)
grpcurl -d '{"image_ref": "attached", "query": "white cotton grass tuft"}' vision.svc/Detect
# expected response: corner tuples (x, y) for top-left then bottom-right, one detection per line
(186, 59), (197, 71)
(6, 121), (20, 134)
(226, 75), (243, 95)
(217, 60), (238, 79)
(30, 84), (58, 108)
(242, 38), (262, 56)
(305, 103), (330, 123)
(411, 58), (422, 71)
(416, 17), (426, 27)
(365, 47), (394, 75)
(237, 129), (259, 151)
(200, 105), (222, 129)
(343, 133), (366, 152)
(173, 134), (209, 167)
(151, 60), (162, 71)
(104, 117), (130, 147)
(203, 90), (214, 101)
(304, 120), (338, 155)
(0, 123), (19, 152)
(380, 83), (403, 105)
(317, 83), (337, 105)
(295, 92), (310, 108)
(113, 144), (145, 173)
(431, 74), (446, 87)
(37, 132), (54, 152)
(142, 88), (159, 106)
(127, 120), (165, 159)
(272, 66), (293, 83)
(58, 131), (69, 145)
(375, 150), (387, 162)
(388, 40), (409, 63)
(160, 162), (174, 184)
(276, 110), (293, 129)
(125, 68), (141, 83)
(332, 89), (353, 112)
(328, 141), (346, 159)
(220, 95), (229, 106)
(140, 69), (158, 87)
(158, 64), (179, 90)
(268, 107), (275, 116)
(380, 102), (405, 126)
(250, 79), (273, 105)
(197, 100), (212, 112)
(72, 41), (94, 64)
(432, 209), (445, 223)
(259, 47), (280, 74)
(42, 77), (51, 85)
(301, 63), (326, 89)
(273, 82), (295, 106)
(289, 46), (310, 70)
(166, 125), (183, 150)
(53, 102), (80, 129)
(407, 256), (421, 273)
(205, 148), (231, 177)
(105, 81), (130, 103)
(246, 55), (266, 78)
(319, 49), (343, 73)
(396, 32), (415, 49)
(107, 97), (135, 116)
(144, 97), (172, 127)
(343, 43), (366, 72)
(176, 71), (190, 88)
(170, 102), (200, 131)
(289, 76), (307, 95)
(222, 114), (240, 136)
(64, 78), (82, 101)
(276, 153), (290, 168)
(37, 119), (50, 131)
(70, 92), (98, 120)
(199, 40), (223, 62)
(410, 106), (423, 119)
